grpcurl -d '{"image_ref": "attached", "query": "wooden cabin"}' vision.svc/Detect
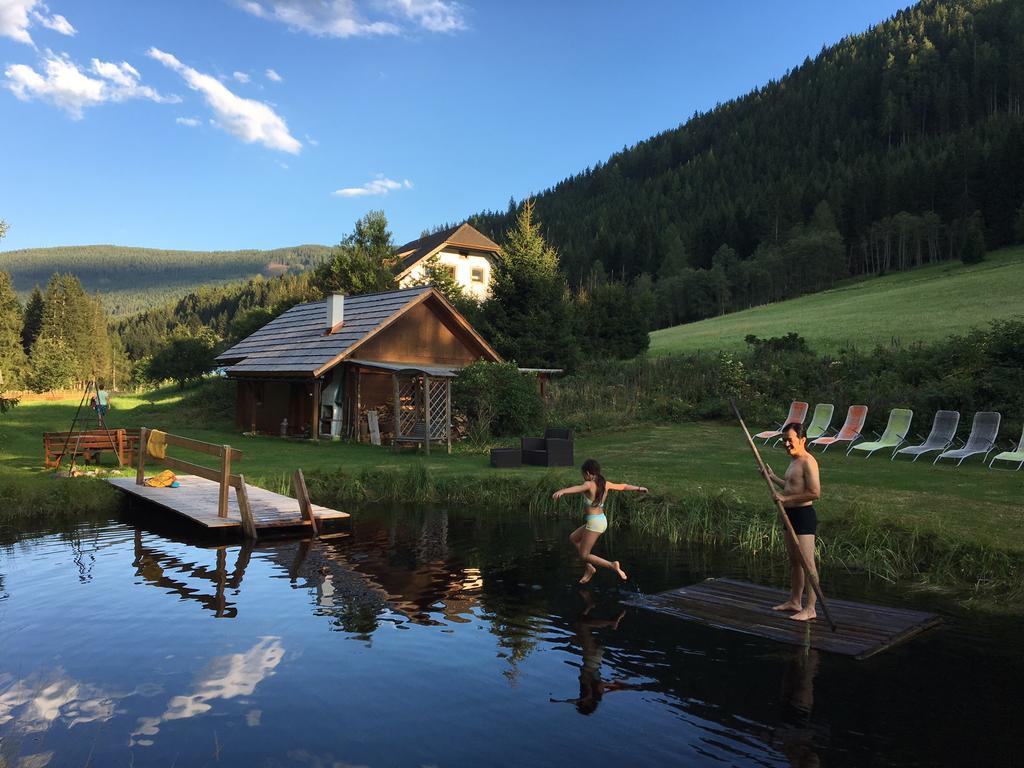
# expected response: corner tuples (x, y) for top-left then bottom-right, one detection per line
(394, 223), (500, 301)
(215, 286), (501, 447)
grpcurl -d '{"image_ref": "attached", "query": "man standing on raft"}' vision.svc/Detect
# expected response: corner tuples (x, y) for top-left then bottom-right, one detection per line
(762, 423), (822, 621)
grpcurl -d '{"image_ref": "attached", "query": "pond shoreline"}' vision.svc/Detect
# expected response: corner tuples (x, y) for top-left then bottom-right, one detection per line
(3, 467), (1020, 610)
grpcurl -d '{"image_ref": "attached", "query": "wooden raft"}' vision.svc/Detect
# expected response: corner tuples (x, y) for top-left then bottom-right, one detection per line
(625, 578), (941, 660)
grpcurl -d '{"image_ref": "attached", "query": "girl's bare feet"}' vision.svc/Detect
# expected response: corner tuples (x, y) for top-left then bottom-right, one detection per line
(790, 608), (817, 621)
(613, 561), (627, 581)
(772, 601), (802, 612)
(579, 564), (597, 584)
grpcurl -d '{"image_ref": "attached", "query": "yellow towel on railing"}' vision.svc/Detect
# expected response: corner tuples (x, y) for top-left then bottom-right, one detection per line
(147, 429), (167, 459)
(144, 469), (177, 488)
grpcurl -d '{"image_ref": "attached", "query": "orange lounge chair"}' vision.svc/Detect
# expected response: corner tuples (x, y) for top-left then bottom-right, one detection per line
(810, 405), (867, 453)
(754, 401), (809, 444)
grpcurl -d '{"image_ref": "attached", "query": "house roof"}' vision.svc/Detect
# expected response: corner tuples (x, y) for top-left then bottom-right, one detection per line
(394, 223), (501, 278)
(215, 286), (499, 377)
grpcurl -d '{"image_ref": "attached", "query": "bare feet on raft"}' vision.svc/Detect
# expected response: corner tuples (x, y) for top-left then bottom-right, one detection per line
(579, 564), (597, 584)
(790, 608), (817, 622)
(613, 561), (628, 581)
(772, 601), (802, 612)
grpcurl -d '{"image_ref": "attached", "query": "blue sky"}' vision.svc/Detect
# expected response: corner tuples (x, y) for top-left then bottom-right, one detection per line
(0, 0), (911, 252)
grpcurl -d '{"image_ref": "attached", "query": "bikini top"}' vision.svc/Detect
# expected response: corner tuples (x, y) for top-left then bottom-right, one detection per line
(584, 495), (606, 511)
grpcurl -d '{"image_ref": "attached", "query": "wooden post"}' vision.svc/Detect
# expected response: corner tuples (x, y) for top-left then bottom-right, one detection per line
(392, 374), (401, 452)
(214, 547), (227, 618)
(423, 375), (431, 456)
(311, 379), (321, 441)
(293, 469), (319, 537)
(135, 427), (148, 485)
(218, 445), (232, 518)
(235, 474), (258, 541)
(355, 369), (362, 443)
(445, 379), (452, 454)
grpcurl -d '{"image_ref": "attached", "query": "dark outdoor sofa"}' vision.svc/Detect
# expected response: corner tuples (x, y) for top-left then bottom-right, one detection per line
(521, 428), (574, 467)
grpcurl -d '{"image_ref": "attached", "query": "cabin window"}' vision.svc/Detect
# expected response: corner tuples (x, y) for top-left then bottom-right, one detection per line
(471, 267), (485, 283)
(445, 265), (457, 280)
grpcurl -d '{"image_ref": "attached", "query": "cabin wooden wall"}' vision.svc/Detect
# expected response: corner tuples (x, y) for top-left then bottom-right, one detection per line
(234, 380), (315, 435)
(353, 300), (485, 366)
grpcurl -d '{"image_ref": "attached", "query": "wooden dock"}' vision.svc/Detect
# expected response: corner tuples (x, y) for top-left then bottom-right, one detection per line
(109, 475), (348, 534)
(625, 578), (941, 660)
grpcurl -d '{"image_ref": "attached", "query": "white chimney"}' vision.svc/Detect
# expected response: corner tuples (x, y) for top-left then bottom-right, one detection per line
(326, 292), (344, 331)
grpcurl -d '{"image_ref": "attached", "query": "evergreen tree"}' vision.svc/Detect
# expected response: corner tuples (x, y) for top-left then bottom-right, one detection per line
(28, 337), (75, 392)
(21, 285), (43, 355)
(961, 213), (987, 264)
(482, 201), (579, 369)
(33, 273), (112, 387)
(313, 211), (397, 296)
(0, 272), (27, 390)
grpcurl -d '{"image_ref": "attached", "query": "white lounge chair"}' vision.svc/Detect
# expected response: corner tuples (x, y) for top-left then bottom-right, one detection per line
(934, 411), (1001, 467)
(893, 410), (960, 462)
(989, 425), (1024, 471)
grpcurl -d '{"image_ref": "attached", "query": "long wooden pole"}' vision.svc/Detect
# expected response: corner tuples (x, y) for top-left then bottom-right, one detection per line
(730, 399), (837, 632)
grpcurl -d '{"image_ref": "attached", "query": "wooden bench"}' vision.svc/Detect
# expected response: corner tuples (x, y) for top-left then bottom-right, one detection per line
(44, 429), (127, 468)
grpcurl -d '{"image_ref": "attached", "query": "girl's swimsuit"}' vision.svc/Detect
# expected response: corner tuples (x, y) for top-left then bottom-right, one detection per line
(584, 496), (608, 533)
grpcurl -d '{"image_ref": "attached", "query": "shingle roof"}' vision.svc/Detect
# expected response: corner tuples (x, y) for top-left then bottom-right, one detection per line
(394, 223), (500, 277)
(216, 286), (433, 376)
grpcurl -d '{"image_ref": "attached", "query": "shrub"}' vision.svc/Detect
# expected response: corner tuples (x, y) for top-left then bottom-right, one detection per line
(453, 361), (543, 437)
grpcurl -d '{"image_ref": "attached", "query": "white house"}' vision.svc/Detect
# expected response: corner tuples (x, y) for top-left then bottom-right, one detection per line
(394, 223), (500, 301)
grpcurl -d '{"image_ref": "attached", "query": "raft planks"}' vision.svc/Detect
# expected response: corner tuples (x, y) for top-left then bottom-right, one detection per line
(108, 475), (348, 534)
(625, 578), (941, 659)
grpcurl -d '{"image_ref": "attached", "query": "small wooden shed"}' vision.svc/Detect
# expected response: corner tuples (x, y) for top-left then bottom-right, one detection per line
(215, 286), (501, 448)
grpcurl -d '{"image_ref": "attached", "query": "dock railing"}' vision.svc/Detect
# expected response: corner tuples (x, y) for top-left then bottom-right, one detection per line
(135, 427), (258, 538)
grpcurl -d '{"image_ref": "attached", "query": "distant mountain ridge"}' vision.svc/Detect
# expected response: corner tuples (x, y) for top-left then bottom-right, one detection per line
(0, 243), (332, 316)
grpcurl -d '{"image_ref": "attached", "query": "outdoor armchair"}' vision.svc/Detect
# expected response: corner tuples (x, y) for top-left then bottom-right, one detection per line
(849, 408), (913, 458)
(521, 428), (574, 467)
(810, 405), (867, 452)
(893, 410), (960, 462)
(934, 411), (1001, 467)
(754, 401), (808, 444)
(989, 424), (1024, 471)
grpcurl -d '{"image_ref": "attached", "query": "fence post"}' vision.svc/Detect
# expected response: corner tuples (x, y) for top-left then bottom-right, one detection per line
(135, 427), (148, 486)
(218, 445), (232, 518)
(235, 475), (258, 540)
(293, 469), (319, 537)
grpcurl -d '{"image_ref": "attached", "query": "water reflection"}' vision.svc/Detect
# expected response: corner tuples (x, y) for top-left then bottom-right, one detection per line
(132, 531), (253, 617)
(773, 647), (823, 767)
(551, 590), (644, 715)
(131, 636), (284, 746)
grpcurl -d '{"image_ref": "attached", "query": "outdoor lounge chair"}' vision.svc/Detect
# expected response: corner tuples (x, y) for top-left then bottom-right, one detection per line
(809, 405), (867, 452)
(893, 410), (960, 462)
(754, 401), (808, 444)
(989, 424), (1024, 471)
(849, 408), (913, 458)
(521, 428), (574, 467)
(934, 411), (1001, 467)
(803, 403), (835, 441)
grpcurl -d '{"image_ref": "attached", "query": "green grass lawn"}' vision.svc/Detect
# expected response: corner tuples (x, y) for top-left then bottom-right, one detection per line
(649, 247), (1024, 356)
(4, 387), (1022, 555)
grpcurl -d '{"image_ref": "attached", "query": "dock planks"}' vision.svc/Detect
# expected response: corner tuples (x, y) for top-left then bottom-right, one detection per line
(625, 578), (941, 659)
(108, 475), (348, 534)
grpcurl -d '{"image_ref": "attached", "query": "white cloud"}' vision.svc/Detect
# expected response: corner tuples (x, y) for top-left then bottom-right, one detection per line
(265, 67), (282, 82)
(232, 70), (250, 83)
(238, 0), (398, 38)
(148, 47), (301, 154)
(387, 0), (464, 33)
(176, 116), (201, 127)
(3, 51), (178, 119)
(333, 175), (412, 198)
(0, 0), (75, 45)
(305, 134), (319, 146)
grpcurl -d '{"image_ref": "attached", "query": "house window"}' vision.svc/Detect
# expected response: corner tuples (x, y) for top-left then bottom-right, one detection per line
(445, 265), (457, 280)
(471, 267), (485, 283)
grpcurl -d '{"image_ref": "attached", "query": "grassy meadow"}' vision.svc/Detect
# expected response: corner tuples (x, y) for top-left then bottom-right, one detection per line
(649, 246), (1024, 356)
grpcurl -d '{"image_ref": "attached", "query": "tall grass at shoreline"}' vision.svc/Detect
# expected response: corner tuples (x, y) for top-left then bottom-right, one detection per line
(303, 466), (1022, 601)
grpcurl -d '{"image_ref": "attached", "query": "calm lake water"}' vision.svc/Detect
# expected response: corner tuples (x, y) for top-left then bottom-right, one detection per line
(1, 503), (1021, 767)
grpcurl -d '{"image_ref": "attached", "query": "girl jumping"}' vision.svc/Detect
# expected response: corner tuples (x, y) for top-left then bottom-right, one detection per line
(552, 458), (648, 584)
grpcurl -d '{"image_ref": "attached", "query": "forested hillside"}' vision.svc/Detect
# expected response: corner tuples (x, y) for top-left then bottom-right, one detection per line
(0, 244), (330, 315)
(468, 0), (1024, 326)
